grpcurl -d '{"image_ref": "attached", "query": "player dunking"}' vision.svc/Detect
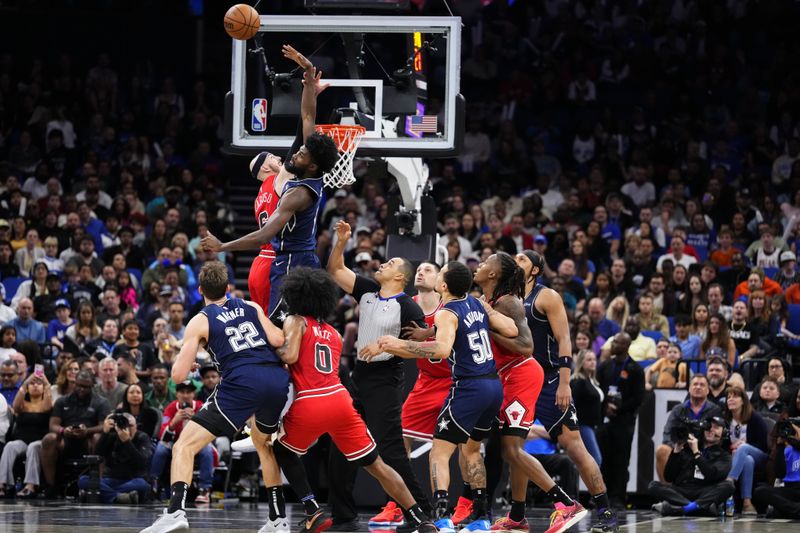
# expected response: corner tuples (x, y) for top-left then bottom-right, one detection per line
(272, 267), (438, 533)
(202, 54), (339, 323)
(473, 252), (586, 533)
(515, 250), (618, 533)
(372, 261), (511, 533)
(246, 44), (316, 312)
(140, 262), (290, 533)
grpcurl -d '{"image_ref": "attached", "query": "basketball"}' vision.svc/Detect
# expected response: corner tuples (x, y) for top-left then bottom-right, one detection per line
(224, 3), (260, 41)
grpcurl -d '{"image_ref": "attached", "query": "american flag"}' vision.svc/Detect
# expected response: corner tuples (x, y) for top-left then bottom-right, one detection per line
(409, 115), (438, 133)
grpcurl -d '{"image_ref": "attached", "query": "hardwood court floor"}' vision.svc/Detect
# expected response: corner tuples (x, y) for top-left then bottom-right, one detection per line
(0, 502), (794, 532)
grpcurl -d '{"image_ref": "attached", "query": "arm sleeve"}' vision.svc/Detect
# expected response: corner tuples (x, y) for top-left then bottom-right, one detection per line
(398, 296), (426, 337)
(696, 449), (732, 482)
(351, 275), (380, 301)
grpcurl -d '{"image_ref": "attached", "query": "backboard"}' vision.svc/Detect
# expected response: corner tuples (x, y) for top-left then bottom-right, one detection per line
(224, 15), (464, 158)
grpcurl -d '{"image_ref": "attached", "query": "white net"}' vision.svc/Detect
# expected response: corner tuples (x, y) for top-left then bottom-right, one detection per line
(316, 124), (366, 189)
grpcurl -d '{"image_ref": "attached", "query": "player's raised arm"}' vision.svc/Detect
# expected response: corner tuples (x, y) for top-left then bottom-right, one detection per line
(202, 186), (315, 253)
(276, 314), (306, 365)
(372, 309), (456, 360)
(487, 297), (533, 356)
(327, 220), (357, 294)
(171, 313), (209, 383)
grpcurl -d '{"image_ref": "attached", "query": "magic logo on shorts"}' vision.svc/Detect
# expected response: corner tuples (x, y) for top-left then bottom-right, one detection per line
(252, 98), (267, 132)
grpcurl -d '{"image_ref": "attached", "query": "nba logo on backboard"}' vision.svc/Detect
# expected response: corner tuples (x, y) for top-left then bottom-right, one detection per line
(252, 99), (267, 132)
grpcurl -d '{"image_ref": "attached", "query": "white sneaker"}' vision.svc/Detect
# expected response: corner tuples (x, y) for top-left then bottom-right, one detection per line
(233, 436), (256, 453)
(258, 516), (291, 533)
(140, 508), (189, 533)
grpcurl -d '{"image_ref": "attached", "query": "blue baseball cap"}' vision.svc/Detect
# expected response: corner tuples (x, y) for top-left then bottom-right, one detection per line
(55, 298), (71, 310)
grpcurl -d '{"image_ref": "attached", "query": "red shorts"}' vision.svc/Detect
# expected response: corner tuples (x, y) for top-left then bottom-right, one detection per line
(401, 373), (452, 441)
(248, 253), (273, 312)
(497, 357), (544, 437)
(278, 385), (376, 462)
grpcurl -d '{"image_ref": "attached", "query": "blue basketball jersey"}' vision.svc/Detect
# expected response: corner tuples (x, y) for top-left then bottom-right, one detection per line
(271, 178), (324, 253)
(442, 295), (496, 379)
(202, 297), (282, 377)
(524, 284), (560, 371)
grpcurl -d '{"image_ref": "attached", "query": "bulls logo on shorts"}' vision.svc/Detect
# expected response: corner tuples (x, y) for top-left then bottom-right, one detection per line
(504, 399), (527, 429)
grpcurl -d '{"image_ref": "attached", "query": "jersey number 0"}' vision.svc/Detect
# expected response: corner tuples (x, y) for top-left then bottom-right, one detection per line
(226, 321), (266, 352)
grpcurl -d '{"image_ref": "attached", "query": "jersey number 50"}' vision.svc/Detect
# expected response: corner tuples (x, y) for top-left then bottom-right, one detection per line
(467, 329), (493, 364)
(226, 321), (266, 352)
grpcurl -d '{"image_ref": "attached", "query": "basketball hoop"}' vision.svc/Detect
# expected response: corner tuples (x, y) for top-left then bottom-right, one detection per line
(316, 124), (366, 189)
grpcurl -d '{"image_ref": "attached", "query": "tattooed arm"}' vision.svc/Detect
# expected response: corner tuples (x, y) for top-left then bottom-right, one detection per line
(487, 296), (533, 356)
(369, 310), (457, 360)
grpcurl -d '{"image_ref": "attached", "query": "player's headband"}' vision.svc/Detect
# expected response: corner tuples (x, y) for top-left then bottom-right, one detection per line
(251, 151), (273, 179)
(522, 249), (545, 274)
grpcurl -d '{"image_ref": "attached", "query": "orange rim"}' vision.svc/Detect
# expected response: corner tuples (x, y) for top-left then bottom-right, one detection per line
(316, 124), (366, 153)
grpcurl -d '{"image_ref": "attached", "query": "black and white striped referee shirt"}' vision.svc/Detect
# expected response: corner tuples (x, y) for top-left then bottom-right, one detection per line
(352, 275), (426, 363)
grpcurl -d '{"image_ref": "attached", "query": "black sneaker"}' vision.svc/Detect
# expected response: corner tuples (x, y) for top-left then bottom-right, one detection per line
(299, 510), (334, 533)
(416, 521), (438, 533)
(590, 509), (618, 533)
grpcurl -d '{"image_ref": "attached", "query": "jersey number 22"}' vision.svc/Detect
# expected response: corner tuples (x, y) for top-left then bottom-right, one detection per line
(226, 321), (266, 352)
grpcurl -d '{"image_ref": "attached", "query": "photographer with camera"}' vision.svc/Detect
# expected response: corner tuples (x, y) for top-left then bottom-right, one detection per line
(655, 375), (722, 481)
(149, 379), (213, 504)
(649, 416), (734, 516)
(77, 411), (152, 504)
(754, 417), (800, 517)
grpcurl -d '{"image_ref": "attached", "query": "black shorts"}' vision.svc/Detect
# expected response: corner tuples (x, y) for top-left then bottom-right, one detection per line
(434, 377), (503, 445)
(535, 371), (579, 438)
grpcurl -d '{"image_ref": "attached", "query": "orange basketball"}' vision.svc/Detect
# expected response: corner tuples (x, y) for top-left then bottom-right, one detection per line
(224, 4), (260, 40)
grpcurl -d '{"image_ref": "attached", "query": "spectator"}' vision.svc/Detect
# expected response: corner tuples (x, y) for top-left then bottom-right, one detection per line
(753, 419), (800, 518)
(765, 357), (798, 405)
(649, 416), (734, 516)
(725, 386), (770, 515)
(691, 303), (709, 340)
(144, 285), (173, 331)
(196, 363), (219, 403)
(574, 313), (605, 356)
(9, 352), (28, 383)
(51, 359), (80, 402)
(646, 273), (674, 316)
(587, 298), (621, 340)
(603, 296), (630, 331)
(115, 354), (139, 386)
(65, 301), (101, 351)
(112, 320), (156, 383)
(145, 364), (175, 413)
(14, 230), (45, 277)
(96, 286), (123, 327)
(40, 370), (111, 497)
(32, 272), (65, 324)
(0, 372), (52, 498)
(733, 268), (783, 301)
(706, 283), (732, 322)
(570, 350), (603, 466)
(729, 300), (760, 362)
(601, 317), (656, 362)
(655, 375), (722, 481)
(77, 411), (152, 504)
(165, 300), (185, 340)
(40, 236), (65, 274)
(657, 235), (697, 271)
(750, 376), (784, 415)
(705, 357), (731, 409)
(669, 314), (702, 359)
(85, 318), (120, 359)
(596, 333), (645, 509)
(700, 314), (737, 367)
(66, 235), (104, 275)
(11, 261), (49, 310)
(645, 343), (688, 391)
(101, 226), (146, 271)
(634, 292), (670, 338)
(118, 383), (159, 438)
(0, 238), (21, 279)
(149, 380), (212, 501)
(7, 298), (46, 345)
(0, 327), (16, 362)
(93, 357), (126, 408)
(773, 251), (799, 290)
(47, 299), (75, 349)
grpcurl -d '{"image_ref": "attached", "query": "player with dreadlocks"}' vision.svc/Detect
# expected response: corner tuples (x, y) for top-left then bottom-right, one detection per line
(516, 250), (617, 533)
(473, 252), (587, 533)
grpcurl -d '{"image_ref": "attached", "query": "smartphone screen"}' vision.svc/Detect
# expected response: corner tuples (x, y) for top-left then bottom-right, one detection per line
(34, 364), (44, 377)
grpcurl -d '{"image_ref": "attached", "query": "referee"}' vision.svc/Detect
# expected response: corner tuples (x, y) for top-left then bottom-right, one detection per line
(326, 220), (432, 528)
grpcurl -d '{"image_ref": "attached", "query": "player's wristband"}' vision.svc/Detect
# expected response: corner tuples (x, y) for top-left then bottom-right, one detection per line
(558, 356), (572, 369)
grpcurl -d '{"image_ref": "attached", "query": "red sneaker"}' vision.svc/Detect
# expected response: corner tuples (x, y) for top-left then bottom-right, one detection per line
(452, 497), (473, 525)
(369, 501), (405, 527)
(544, 503), (588, 533)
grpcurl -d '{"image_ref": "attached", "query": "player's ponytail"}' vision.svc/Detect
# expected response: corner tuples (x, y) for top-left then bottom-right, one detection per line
(492, 251), (525, 302)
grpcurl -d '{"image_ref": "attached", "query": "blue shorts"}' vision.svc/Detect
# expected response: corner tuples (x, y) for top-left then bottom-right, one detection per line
(193, 364), (290, 439)
(268, 251), (321, 319)
(434, 376), (502, 444)
(535, 370), (578, 438)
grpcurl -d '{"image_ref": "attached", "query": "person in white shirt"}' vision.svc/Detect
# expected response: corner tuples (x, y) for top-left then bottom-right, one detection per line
(657, 235), (698, 271)
(39, 236), (64, 274)
(620, 165), (656, 208)
(14, 229), (44, 277)
(437, 213), (473, 259)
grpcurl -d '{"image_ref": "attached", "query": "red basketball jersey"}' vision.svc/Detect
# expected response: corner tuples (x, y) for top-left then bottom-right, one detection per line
(412, 295), (450, 379)
(490, 294), (529, 372)
(290, 317), (344, 394)
(254, 173), (279, 255)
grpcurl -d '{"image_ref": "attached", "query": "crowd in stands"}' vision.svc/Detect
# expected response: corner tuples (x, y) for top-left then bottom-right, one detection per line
(0, 0), (797, 511)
